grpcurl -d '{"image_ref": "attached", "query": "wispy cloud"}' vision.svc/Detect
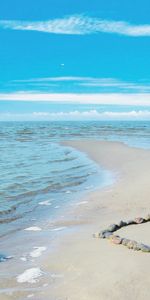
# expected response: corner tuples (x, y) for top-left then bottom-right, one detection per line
(11, 76), (150, 93)
(13, 76), (89, 83)
(1, 92), (150, 106)
(1, 15), (150, 37)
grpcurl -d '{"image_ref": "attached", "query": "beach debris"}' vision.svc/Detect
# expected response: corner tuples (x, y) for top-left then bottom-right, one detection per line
(93, 214), (150, 253)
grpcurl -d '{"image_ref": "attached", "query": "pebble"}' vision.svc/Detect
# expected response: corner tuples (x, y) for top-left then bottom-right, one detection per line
(126, 220), (135, 225)
(117, 220), (127, 228)
(134, 217), (144, 224)
(110, 235), (122, 245)
(140, 244), (150, 253)
(107, 224), (118, 232)
(145, 214), (150, 221)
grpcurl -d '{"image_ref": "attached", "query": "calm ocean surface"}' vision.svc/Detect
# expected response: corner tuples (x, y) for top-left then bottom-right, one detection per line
(0, 120), (150, 262)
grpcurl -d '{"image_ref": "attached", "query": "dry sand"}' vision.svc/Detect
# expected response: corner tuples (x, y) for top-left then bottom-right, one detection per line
(2, 141), (150, 300)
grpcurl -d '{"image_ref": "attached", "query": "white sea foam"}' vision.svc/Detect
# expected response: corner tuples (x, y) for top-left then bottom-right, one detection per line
(30, 247), (46, 258)
(85, 185), (94, 189)
(24, 226), (42, 231)
(38, 200), (52, 206)
(74, 201), (88, 206)
(20, 257), (27, 261)
(27, 294), (34, 298)
(50, 273), (64, 279)
(51, 226), (66, 232)
(54, 205), (60, 209)
(43, 283), (48, 287)
(17, 268), (43, 283)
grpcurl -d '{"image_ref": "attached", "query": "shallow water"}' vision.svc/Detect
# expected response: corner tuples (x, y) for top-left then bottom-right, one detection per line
(1, 120), (150, 297)
(0, 121), (115, 263)
(1, 120), (150, 236)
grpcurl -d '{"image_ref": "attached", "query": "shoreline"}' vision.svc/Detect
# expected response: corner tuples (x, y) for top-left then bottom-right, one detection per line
(1, 140), (150, 300)
(42, 140), (150, 300)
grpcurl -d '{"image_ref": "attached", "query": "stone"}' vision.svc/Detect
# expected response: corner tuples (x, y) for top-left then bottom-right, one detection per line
(104, 232), (113, 239)
(117, 220), (127, 228)
(134, 217), (144, 224)
(126, 220), (135, 225)
(99, 230), (108, 238)
(126, 240), (137, 249)
(110, 235), (122, 245)
(140, 244), (150, 253)
(93, 230), (111, 239)
(122, 238), (131, 246)
(93, 232), (101, 238)
(107, 224), (118, 232)
(94, 214), (150, 254)
(132, 242), (142, 251)
(144, 214), (150, 221)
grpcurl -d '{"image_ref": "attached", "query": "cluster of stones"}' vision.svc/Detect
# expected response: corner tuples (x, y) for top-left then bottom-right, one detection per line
(93, 214), (150, 253)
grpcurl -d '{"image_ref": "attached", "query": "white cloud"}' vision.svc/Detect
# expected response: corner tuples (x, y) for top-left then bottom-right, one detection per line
(11, 76), (150, 93)
(1, 15), (150, 37)
(13, 76), (89, 83)
(1, 92), (150, 106)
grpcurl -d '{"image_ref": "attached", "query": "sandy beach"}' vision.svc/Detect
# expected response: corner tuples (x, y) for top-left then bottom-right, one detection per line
(1, 140), (150, 300)
(39, 140), (150, 300)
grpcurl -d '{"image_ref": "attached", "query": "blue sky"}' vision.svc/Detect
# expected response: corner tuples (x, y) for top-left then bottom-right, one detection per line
(1, 0), (150, 120)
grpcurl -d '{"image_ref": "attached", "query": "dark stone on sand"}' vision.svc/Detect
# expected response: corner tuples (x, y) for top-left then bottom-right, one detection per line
(107, 224), (118, 232)
(99, 230), (114, 238)
(140, 244), (150, 253)
(98, 230), (108, 238)
(104, 232), (113, 239)
(117, 220), (127, 228)
(126, 220), (135, 225)
(93, 230), (113, 239)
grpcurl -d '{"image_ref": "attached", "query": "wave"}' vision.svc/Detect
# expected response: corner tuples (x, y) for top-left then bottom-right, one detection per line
(1, 110), (150, 120)
(33, 110), (150, 120)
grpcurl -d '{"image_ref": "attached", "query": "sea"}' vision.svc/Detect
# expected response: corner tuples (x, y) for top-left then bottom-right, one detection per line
(1, 120), (150, 237)
(0, 119), (150, 293)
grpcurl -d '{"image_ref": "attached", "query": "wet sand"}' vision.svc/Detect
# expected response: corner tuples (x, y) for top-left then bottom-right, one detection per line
(1, 140), (150, 300)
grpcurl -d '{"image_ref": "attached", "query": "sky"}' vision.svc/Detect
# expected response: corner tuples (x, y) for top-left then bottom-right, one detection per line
(1, 0), (150, 120)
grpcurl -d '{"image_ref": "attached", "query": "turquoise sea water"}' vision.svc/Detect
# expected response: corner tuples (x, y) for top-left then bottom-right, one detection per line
(0, 120), (150, 262)
(0, 121), (113, 237)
